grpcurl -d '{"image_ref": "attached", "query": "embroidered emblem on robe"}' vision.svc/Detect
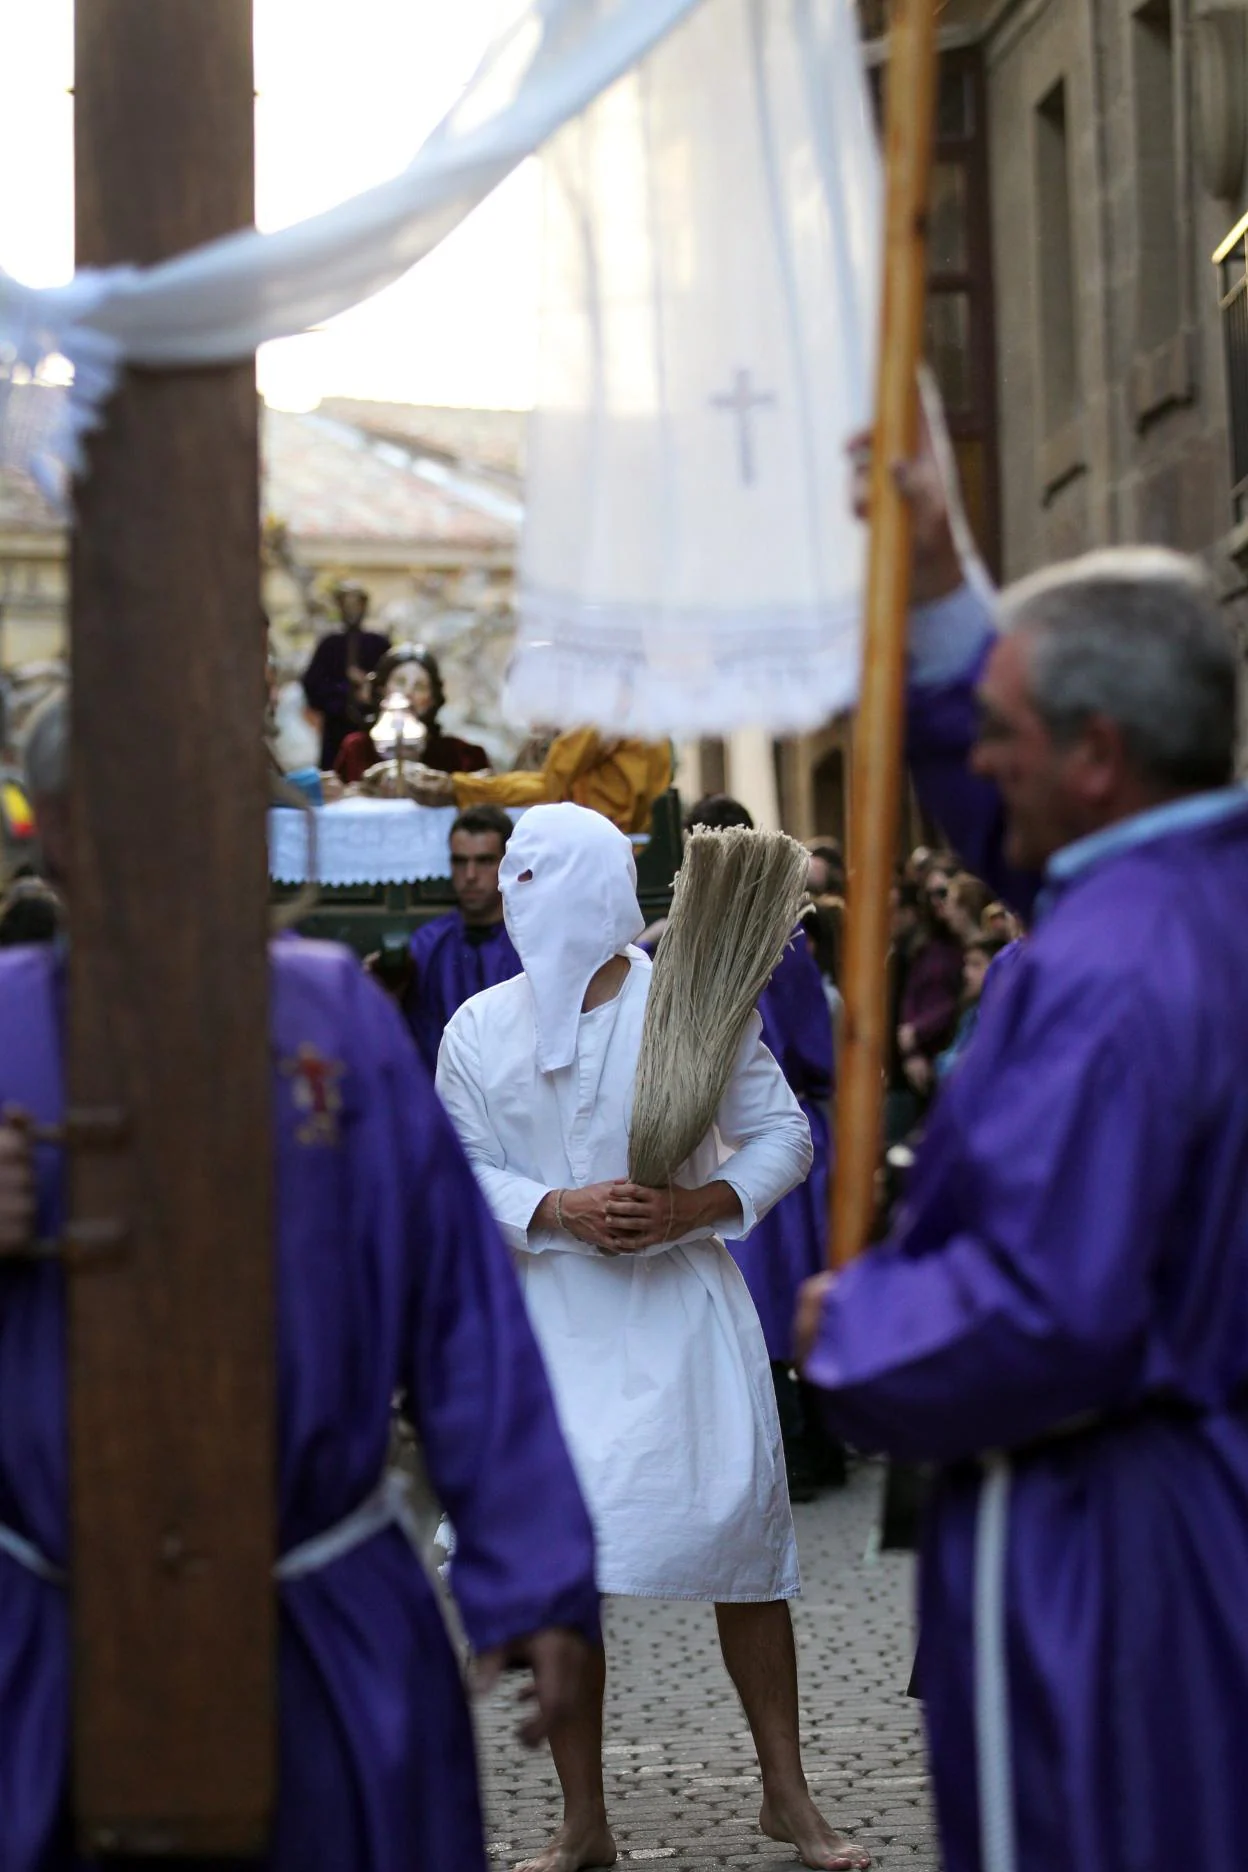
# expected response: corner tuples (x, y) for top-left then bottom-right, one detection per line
(282, 1044), (345, 1147)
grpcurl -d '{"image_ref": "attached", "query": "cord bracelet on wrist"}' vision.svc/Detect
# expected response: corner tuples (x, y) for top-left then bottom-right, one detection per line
(554, 1187), (567, 1234)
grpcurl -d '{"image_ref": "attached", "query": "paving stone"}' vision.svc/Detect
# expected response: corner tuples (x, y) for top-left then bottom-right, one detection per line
(476, 1462), (939, 1871)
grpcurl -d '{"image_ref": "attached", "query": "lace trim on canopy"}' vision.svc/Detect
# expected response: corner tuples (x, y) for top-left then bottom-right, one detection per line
(505, 584), (863, 737)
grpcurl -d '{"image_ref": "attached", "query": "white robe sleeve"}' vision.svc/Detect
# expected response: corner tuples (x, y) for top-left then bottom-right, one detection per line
(708, 1015), (813, 1240)
(436, 1011), (552, 1254)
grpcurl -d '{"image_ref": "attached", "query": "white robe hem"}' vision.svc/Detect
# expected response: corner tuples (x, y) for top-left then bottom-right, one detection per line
(602, 1580), (801, 1603)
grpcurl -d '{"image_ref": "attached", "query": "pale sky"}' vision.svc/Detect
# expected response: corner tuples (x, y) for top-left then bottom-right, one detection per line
(0, 0), (541, 410)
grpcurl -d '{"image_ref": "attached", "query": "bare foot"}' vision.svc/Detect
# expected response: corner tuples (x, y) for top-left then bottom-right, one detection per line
(515, 1819), (618, 1872)
(760, 1793), (871, 1870)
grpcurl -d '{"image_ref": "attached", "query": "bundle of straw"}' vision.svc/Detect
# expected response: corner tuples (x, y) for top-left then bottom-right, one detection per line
(628, 826), (810, 1188)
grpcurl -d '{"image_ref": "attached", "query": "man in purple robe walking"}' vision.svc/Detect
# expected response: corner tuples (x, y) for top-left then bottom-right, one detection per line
(0, 697), (600, 1872)
(797, 425), (1248, 1872)
(402, 804), (522, 1076)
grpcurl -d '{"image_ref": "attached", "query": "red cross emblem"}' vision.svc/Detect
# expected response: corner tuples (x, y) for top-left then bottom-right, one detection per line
(281, 1043), (345, 1147)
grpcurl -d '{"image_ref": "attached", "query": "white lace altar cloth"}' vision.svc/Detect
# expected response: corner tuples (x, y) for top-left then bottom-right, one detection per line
(507, 0), (881, 738)
(269, 801), (464, 887)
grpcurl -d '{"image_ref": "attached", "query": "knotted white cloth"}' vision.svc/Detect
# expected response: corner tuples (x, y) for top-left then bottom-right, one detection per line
(1, 0), (883, 740)
(0, 0), (706, 502)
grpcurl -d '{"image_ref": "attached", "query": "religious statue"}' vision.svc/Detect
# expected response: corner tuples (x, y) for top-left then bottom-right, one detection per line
(300, 579), (391, 770)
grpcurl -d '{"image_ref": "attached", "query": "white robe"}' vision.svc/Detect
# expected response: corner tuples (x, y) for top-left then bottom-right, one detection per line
(436, 948), (808, 1600)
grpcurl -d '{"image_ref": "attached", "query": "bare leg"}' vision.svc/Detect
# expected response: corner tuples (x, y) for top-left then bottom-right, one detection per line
(715, 1601), (870, 1870)
(515, 1641), (617, 1872)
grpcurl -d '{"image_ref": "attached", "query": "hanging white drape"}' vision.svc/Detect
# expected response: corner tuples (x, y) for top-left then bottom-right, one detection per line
(506, 0), (881, 737)
(0, 0), (882, 738)
(0, 0), (706, 499)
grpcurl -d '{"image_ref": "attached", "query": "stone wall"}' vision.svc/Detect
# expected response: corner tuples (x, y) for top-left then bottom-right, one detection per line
(983, 0), (1247, 579)
(779, 5), (1248, 833)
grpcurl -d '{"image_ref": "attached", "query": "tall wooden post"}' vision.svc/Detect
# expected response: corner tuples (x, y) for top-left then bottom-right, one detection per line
(830, 0), (939, 1269)
(70, 2), (275, 1853)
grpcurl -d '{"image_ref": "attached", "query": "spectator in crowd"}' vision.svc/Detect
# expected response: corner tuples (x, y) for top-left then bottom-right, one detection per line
(884, 880), (923, 1144)
(902, 845), (942, 889)
(803, 894), (845, 1041)
(895, 870), (964, 1103)
(334, 645), (489, 786)
(301, 579), (390, 770)
(942, 871), (992, 941)
(917, 859), (951, 912)
(807, 840), (846, 898)
(934, 932), (1010, 1082)
(983, 899), (1023, 942)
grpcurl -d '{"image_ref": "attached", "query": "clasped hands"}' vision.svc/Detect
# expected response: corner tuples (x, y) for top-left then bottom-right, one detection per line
(544, 1178), (700, 1255)
(349, 761), (456, 804)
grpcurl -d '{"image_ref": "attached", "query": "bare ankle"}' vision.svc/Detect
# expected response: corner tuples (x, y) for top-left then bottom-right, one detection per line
(563, 1803), (610, 1832)
(760, 1771), (812, 1809)
(515, 1814), (617, 1872)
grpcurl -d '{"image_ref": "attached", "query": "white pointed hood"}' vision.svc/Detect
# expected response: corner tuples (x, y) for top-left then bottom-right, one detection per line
(500, 802), (645, 1073)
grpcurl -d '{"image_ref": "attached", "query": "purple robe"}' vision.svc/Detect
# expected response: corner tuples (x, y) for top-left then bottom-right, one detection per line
(0, 939), (597, 1872)
(806, 651), (1248, 1872)
(728, 936), (832, 1361)
(301, 628), (390, 769)
(405, 913), (523, 1078)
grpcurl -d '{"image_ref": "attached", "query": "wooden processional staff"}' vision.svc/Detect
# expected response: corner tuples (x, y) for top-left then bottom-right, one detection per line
(830, 0), (940, 1271)
(69, 0), (275, 1854)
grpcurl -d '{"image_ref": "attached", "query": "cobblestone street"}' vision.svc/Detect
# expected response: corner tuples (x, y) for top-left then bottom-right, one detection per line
(476, 1462), (938, 1871)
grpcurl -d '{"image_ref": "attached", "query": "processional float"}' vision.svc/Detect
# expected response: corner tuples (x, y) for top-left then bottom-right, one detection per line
(1, 0), (937, 1851)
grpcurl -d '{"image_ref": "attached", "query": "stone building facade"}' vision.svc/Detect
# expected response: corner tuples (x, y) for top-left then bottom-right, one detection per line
(773, 0), (1248, 842)
(0, 397), (525, 762)
(980, 0), (1245, 578)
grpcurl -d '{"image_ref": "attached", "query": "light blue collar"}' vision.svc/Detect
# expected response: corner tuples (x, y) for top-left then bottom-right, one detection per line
(1046, 786), (1248, 889)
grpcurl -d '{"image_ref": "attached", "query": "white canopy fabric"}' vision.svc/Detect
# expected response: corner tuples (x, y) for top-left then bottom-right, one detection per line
(508, 0), (881, 736)
(0, 0), (707, 499)
(0, 0), (883, 739)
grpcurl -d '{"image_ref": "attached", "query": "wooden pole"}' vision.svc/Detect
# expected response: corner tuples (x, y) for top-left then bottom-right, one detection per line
(70, 1), (275, 1853)
(829, 0), (939, 1269)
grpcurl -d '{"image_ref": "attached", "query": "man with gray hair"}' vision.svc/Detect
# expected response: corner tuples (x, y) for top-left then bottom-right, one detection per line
(797, 424), (1248, 1872)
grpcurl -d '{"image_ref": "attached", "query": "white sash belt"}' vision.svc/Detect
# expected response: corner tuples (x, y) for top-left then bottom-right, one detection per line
(0, 1463), (441, 1590)
(276, 1465), (435, 1580)
(974, 1453), (1018, 1872)
(0, 1520), (66, 1586)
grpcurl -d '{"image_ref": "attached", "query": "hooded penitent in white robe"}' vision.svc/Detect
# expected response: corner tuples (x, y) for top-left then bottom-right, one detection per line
(436, 803), (808, 1600)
